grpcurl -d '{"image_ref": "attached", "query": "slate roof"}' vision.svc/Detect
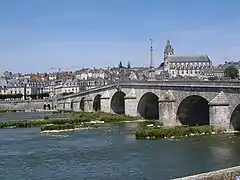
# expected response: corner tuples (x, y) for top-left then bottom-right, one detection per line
(167, 55), (211, 63)
(0, 78), (7, 86)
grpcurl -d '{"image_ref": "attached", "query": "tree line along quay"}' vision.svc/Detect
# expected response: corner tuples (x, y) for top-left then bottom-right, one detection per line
(0, 109), (25, 113)
(0, 110), (229, 138)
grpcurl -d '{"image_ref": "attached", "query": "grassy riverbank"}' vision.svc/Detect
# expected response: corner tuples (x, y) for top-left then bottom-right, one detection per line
(0, 111), (137, 130)
(135, 125), (226, 140)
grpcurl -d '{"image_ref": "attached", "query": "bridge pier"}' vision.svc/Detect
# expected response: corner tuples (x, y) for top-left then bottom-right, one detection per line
(64, 101), (71, 111)
(100, 97), (111, 113)
(100, 90), (111, 113)
(124, 88), (138, 117)
(159, 90), (180, 126)
(209, 91), (230, 130)
(72, 100), (80, 112)
(124, 97), (138, 116)
(57, 102), (65, 110)
(84, 98), (93, 112)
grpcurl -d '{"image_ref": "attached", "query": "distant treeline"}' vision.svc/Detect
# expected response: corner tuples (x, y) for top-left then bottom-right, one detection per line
(0, 92), (49, 99)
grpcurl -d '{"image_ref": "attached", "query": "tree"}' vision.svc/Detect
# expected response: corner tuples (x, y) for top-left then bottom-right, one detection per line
(62, 92), (74, 96)
(30, 94), (37, 99)
(0, 93), (23, 99)
(38, 92), (50, 99)
(127, 61), (131, 69)
(224, 66), (239, 79)
(119, 61), (123, 68)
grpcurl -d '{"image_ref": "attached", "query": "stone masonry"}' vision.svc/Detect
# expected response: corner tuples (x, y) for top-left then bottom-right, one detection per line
(56, 81), (240, 130)
(172, 165), (240, 180)
(0, 99), (55, 111)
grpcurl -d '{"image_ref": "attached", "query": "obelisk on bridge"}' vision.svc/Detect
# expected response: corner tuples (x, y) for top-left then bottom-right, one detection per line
(149, 38), (154, 68)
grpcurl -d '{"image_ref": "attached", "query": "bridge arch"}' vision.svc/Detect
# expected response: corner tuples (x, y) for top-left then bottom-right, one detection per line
(43, 104), (51, 110)
(137, 92), (159, 120)
(79, 97), (85, 111)
(62, 100), (67, 110)
(93, 94), (101, 111)
(230, 104), (240, 131)
(177, 95), (209, 126)
(63, 101), (66, 110)
(70, 100), (74, 111)
(111, 91), (126, 114)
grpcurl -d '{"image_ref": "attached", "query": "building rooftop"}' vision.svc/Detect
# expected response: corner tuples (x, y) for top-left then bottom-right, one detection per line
(167, 55), (211, 63)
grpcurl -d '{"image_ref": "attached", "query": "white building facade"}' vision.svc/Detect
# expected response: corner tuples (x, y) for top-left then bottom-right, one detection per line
(163, 40), (213, 78)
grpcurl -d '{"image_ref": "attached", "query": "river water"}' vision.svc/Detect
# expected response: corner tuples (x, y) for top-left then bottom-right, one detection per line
(1, 113), (240, 180)
(0, 112), (71, 122)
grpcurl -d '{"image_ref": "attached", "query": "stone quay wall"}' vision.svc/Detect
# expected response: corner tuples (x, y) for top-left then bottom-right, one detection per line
(172, 166), (240, 180)
(0, 100), (53, 110)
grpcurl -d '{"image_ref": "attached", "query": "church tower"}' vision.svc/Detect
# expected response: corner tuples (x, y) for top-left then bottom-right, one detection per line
(163, 40), (174, 71)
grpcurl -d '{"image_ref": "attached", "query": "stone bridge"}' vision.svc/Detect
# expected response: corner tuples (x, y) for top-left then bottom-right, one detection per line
(57, 80), (240, 131)
(0, 99), (55, 111)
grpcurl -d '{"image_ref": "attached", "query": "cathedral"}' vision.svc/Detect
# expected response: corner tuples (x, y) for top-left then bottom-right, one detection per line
(163, 40), (212, 78)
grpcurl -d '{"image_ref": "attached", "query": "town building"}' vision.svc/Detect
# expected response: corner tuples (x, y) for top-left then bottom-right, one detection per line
(54, 80), (86, 97)
(213, 68), (225, 79)
(0, 78), (25, 100)
(44, 81), (56, 98)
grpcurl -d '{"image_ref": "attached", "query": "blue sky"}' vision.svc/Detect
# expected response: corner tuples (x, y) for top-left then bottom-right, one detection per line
(0, 0), (240, 73)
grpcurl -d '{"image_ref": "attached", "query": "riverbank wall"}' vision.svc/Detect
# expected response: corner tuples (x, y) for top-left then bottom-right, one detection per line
(0, 100), (54, 110)
(172, 166), (240, 180)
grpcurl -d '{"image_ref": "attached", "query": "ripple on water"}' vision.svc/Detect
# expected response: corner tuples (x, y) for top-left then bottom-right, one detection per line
(1, 120), (240, 180)
(41, 133), (69, 138)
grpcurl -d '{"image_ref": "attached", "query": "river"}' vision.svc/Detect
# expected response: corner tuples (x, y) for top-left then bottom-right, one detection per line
(0, 113), (240, 180)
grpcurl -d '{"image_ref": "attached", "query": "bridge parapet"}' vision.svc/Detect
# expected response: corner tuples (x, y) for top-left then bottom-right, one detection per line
(119, 80), (240, 87)
(57, 80), (240, 101)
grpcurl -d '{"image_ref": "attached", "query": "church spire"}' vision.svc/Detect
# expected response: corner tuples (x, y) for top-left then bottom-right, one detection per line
(164, 40), (174, 58)
(163, 40), (174, 71)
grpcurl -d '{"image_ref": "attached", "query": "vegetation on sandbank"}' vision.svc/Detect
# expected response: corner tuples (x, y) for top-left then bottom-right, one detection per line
(53, 110), (138, 123)
(135, 125), (226, 140)
(0, 111), (137, 131)
(40, 123), (98, 132)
